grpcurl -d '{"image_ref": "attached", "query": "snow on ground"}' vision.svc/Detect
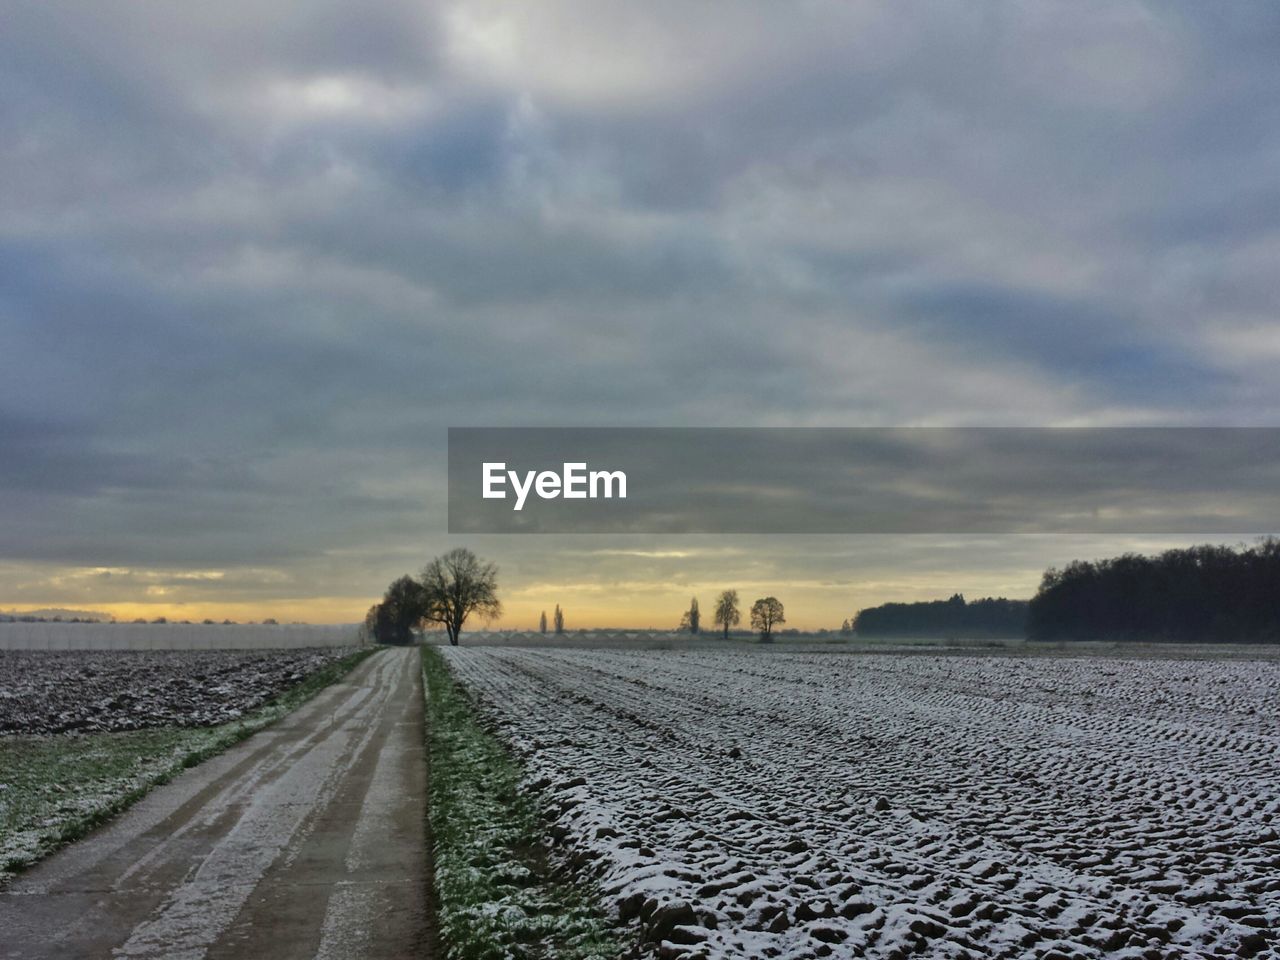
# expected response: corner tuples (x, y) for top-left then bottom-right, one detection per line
(441, 646), (1280, 959)
(0, 648), (360, 734)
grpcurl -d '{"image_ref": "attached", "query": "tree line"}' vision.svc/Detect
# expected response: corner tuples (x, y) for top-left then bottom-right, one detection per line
(366, 539), (1280, 646)
(850, 594), (1028, 638)
(537, 605), (566, 635)
(365, 555), (792, 644)
(675, 591), (785, 641)
(365, 548), (502, 645)
(1028, 539), (1280, 642)
(368, 548), (576, 645)
(0, 615), (283, 625)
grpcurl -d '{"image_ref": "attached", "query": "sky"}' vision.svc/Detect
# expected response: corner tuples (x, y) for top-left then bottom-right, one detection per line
(2, 2), (1279, 628)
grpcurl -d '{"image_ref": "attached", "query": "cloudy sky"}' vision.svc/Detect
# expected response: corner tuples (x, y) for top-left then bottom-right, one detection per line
(2, 2), (1278, 627)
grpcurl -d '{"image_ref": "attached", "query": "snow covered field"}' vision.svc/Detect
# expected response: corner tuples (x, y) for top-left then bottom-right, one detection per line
(0, 647), (361, 733)
(442, 646), (1280, 959)
(0, 621), (359, 650)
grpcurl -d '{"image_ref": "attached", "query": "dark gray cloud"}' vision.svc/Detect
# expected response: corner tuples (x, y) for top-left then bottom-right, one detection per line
(2, 1), (1279, 616)
(448, 428), (1280, 534)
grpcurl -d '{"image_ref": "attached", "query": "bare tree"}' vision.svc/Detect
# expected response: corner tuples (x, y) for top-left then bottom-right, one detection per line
(539, 610), (548, 634)
(750, 596), (785, 642)
(553, 604), (565, 635)
(713, 590), (741, 639)
(419, 548), (502, 646)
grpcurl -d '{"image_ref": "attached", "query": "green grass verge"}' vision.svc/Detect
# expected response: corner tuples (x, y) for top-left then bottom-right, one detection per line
(0, 646), (379, 880)
(422, 646), (623, 960)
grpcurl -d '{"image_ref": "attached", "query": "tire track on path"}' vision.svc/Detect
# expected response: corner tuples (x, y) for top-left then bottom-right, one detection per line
(0, 647), (432, 960)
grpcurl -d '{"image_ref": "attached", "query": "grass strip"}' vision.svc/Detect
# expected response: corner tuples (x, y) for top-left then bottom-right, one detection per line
(0, 646), (378, 880)
(422, 645), (623, 960)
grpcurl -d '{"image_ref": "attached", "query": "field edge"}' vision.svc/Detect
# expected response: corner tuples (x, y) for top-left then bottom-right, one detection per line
(0, 645), (379, 882)
(422, 644), (626, 960)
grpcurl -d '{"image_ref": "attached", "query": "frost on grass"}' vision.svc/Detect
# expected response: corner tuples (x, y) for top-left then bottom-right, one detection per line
(0, 726), (227, 877)
(423, 648), (621, 960)
(0, 647), (372, 880)
(442, 647), (1280, 960)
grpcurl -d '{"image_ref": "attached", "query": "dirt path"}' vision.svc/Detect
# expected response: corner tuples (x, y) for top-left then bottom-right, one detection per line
(0, 646), (432, 959)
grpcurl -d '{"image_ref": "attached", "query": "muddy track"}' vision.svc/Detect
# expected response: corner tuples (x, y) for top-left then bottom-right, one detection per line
(0, 647), (433, 960)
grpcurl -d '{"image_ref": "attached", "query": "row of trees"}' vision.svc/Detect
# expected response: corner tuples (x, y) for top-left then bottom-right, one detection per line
(1028, 539), (1280, 642)
(851, 594), (1029, 638)
(367, 539), (1280, 645)
(676, 591), (786, 641)
(365, 548), (502, 645)
(0, 615), (284, 625)
(366, 555), (788, 645)
(1, 614), (104, 623)
(538, 606), (566, 634)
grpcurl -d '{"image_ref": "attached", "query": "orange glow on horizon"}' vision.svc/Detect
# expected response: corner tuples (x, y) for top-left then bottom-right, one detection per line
(4, 572), (1043, 630)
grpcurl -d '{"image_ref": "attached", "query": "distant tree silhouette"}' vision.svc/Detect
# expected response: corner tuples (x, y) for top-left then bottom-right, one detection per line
(539, 610), (548, 634)
(369, 574), (428, 645)
(362, 602), (392, 645)
(1029, 539), (1280, 642)
(713, 590), (740, 639)
(554, 604), (565, 635)
(853, 594), (1028, 638)
(679, 597), (701, 634)
(750, 597), (785, 642)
